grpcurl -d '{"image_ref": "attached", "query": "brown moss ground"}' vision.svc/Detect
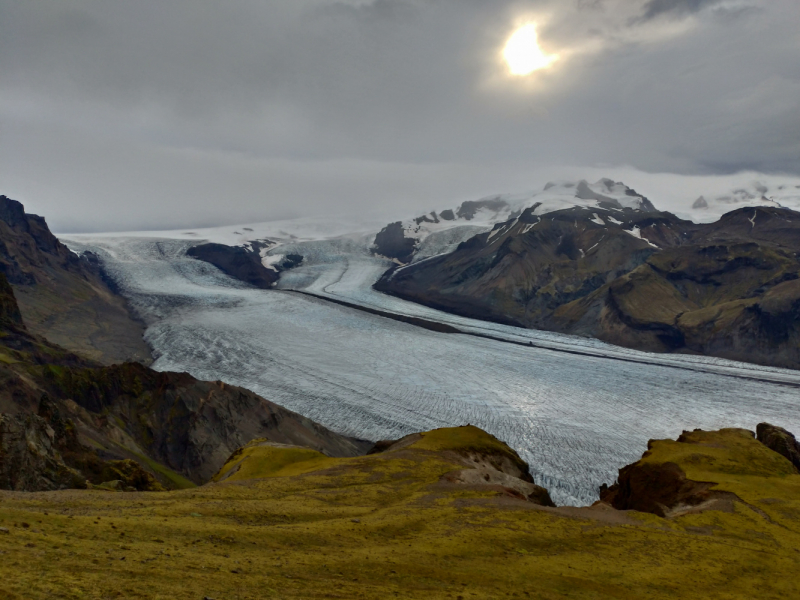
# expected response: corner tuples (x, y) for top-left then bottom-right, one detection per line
(1, 426), (799, 599)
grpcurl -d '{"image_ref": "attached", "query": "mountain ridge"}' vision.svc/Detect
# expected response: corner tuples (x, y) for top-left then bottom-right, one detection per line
(377, 203), (800, 369)
(0, 195), (152, 365)
(371, 178), (659, 264)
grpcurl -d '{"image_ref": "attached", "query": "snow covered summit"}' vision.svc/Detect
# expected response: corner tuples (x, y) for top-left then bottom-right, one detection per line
(372, 178), (657, 263)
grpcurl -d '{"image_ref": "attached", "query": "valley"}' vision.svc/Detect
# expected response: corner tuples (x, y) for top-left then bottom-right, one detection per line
(62, 231), (800, 506)
(5, 4), (800, 596)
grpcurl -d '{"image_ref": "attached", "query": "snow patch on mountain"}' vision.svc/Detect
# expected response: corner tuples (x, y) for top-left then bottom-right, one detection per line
(262, 253), (286, 271)
(624, 226), (660, 249)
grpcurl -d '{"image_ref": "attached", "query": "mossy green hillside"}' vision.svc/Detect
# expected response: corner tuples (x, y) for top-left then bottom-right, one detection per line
(407, 425), (518, 455)
(213, 440), (336, 482)
(1, 425), (799, 599)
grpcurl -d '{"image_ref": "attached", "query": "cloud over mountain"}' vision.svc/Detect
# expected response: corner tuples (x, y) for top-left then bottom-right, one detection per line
(0, 0), (797, 231)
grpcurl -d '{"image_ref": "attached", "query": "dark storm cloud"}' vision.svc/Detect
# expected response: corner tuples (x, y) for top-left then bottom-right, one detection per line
(0, 0), (798, 231)
(637, 0), (724, 21)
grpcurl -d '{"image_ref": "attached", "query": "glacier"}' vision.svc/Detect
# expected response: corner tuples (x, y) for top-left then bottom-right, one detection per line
(61, 231), (800, 506)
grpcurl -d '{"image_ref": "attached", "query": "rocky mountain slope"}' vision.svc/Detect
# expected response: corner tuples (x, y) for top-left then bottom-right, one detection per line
(378, 198), (800, 369)
(0, 195), (151, 365)
(0, 195), (372, 491)
(372, 178), (657, 264)
(0, 271), (369, 491)
(1, 423), (798, 599)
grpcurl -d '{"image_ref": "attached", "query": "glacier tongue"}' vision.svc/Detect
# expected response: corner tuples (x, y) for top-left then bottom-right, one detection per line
(60, 233), (800, 507)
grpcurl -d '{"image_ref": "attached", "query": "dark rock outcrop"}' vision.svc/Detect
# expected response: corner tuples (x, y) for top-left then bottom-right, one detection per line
(599, 460), (719, 518)
(372, 222), (417, 263)
(599, 427), (798, 518)
(42, 362), (372, 484)
(83, 459), (163, 492)
(187, 243), (279, 289)
(277, 254), (304, 271)
(0, 410), (85, 491)
(757, 423), (800, 472)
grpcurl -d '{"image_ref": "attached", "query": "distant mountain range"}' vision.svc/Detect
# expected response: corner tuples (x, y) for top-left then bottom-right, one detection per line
(59, 176), (800, 372)
(371, 179), (658, 264)
(691, 181), (800, 220)
(375, 180), (800, 370)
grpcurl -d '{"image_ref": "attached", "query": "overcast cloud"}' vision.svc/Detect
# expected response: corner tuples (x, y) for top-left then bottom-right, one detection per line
(1, 0), (798, 231)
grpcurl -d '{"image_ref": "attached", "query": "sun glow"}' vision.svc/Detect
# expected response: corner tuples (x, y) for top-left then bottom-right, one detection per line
(503, 24), (558, 76)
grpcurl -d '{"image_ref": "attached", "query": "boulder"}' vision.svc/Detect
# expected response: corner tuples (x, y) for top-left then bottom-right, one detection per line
(599, 460), (717, 517)
(0, 411), (84, 491)
(756, 423), (800, 472)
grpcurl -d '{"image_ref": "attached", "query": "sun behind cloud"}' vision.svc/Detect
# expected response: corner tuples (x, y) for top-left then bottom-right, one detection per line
(503, 24), (559, 76)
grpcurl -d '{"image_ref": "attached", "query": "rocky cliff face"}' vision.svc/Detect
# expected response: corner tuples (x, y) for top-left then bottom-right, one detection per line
(0, 395), (162, 492)
(42, 362), (372, 484)
(0, 410), (84, 492)
(0, 195), (151, 365)
(599, 427), (800, 518)
(0, 263), (369, 491)
(379, 203), (800, 369)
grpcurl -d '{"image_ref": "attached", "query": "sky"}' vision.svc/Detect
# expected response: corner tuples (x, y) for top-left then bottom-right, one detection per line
(1, 0), (799, 232)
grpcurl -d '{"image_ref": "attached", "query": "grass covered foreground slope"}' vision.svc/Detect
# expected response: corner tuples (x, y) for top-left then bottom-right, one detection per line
(1, 425), (799, 599)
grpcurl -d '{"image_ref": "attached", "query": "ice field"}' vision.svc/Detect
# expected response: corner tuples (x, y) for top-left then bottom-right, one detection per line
(62, 233), (800, 506)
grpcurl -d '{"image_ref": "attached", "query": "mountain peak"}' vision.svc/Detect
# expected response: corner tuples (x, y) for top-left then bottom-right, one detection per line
(372, 178), (660, 263)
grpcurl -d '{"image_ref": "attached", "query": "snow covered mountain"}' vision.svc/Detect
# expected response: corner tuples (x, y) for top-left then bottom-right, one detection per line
(690, 181), (800, 222)
(371, 178), (658, 264)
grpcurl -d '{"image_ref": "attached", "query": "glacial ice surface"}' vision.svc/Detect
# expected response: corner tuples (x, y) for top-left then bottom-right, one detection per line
(62, 234), (800, 506)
